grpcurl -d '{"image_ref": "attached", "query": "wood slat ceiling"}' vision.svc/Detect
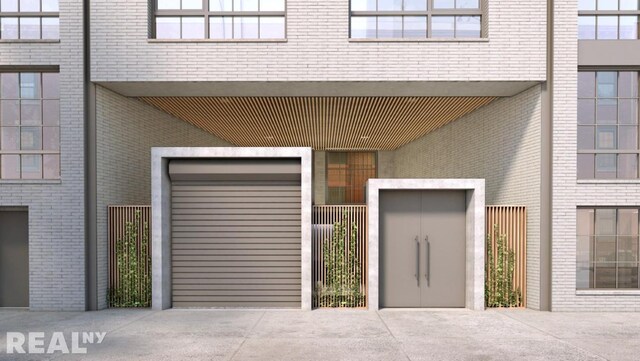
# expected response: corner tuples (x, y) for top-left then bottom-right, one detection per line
(139, 97), (496, 150)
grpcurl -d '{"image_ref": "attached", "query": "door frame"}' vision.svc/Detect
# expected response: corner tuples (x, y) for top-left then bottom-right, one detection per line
(367, 179), (485, 311)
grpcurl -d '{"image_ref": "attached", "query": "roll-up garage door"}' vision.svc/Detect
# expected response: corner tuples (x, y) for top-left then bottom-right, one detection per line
(169, 158), (302, 308)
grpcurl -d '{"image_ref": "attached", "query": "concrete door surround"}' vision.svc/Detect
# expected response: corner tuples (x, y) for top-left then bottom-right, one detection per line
(151, 147), (313, 310)
(367, 179), (486, 311)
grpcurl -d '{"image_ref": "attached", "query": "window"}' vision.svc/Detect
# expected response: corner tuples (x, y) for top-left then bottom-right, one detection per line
(578, 71), (640, 179)
(0, 0), (59, 40)
(326, 152), (376, 204)
(350, 0), (482, 39)
(154, 0), (286, 40)
(0, 72), (60, 179)
(577, 208), (640, 289)
(579, 0), (640, 39)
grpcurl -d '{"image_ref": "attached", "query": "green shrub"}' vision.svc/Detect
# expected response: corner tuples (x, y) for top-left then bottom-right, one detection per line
(485, 225), (521, 307)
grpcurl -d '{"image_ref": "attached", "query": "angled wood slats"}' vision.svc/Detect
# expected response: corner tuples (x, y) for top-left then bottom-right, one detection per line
(140, 97), (496, 150)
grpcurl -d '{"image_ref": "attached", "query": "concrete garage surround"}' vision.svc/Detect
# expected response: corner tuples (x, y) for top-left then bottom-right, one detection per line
(367, 179), (485, 311)
(151, 147), (313, 311)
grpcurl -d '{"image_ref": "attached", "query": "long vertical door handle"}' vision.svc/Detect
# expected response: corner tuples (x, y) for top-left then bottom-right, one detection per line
(415, 236), (420, 287)
(425, 236), (430, 284)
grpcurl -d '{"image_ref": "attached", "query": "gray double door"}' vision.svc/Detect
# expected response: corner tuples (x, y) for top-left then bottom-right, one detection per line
(380, 190), (466, 308)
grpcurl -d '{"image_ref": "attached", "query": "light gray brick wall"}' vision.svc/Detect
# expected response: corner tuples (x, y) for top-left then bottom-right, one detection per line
(0, 0), (85, 311)
(392, 86), (543, 309)
(95, 86), (231, 309)
(90, 0), (546, 82)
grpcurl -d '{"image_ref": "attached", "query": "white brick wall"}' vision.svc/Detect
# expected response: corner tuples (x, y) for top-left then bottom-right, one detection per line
(0, 0), (85, 311)
(95, 86), (231, 308)
(90, 0), (546, 82)
(392, 86), (543, 309)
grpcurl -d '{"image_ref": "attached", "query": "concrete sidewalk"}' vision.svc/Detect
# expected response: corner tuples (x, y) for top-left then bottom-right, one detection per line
(0, 308), (638, 360)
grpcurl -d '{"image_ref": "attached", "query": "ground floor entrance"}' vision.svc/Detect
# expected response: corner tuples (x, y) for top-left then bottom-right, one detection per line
(0, 209), (29, 308)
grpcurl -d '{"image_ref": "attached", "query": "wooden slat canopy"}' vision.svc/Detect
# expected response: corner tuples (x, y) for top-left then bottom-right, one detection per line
(140, 97), (496, 150)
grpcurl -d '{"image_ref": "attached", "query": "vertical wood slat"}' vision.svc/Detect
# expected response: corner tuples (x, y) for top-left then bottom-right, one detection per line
(486, 205), (527, 308)
(108, 205), (151, 307)
(312, 205), (368, 308)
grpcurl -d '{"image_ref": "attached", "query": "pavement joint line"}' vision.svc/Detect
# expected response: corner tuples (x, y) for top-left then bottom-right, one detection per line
(495, 311), (611, 361)
(228, 310), (266, 361)
(375, 311), (413, 361)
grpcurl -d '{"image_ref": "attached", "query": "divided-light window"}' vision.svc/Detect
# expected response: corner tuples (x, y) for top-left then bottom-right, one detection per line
(154, 0), (286, 40)
(579, 0), (640, 39)
(326, 152), (377, 204)
(0, 0), (59, 40)
(350, 0), (482, 39)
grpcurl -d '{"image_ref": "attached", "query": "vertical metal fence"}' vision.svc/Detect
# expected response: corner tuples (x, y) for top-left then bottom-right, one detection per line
(486, 205), (527, 307)
(312, 205), (368, 308)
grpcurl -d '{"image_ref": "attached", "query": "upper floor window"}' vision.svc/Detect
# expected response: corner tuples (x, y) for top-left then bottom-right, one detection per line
(154, 0), (286, 40)
(0, 72), (60, 180)
(0, 0), (59, 40)
(579, 0), (640, 39)
(577, 208), (639, 289)
(350, 0), (482, 39)
(326, 151), (377, 204)
(578, 71), (639, 179)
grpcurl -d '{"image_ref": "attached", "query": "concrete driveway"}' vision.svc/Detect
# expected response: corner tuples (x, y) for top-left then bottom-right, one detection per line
(0, 308), (638, 360)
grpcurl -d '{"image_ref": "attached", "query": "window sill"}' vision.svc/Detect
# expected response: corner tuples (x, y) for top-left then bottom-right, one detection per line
(578, 179), (640, 185)
(349, 38), (489, 43)
(148, 38), (287, 43)
(0, 39), (60, 43)
(0, 179), (61, 185)
(577, 290), (640, 296)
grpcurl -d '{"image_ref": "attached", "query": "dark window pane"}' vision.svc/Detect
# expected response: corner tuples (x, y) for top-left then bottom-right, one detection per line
(578, 126), (595, 150)
(1, 127), (20, 150)
(0, 17), (19, 40)
(378, 0), (402, 11)
(1, 73), (19, 98)
(234, 0), (258, 11)
(456, 16), (480, 38)
(403, 0), (426, 11)
(403, 16), (426, 38)
(260, 0), (284, 11)
(618, 154), (638, 178)
(1, 100), (20, 126)
(19, 0), (40, 12)
(21, 154), (42, 179)
(620, 0), (639, 10)
(619, 16), (638, 39)
(351, 16), (376, 38)
(595, 209), (617, 236)
(233, 16), (258, 39)
(579, 0), (596, 11)
(42, 100), (59, 126)
(377, 16), (402, 38)
(21, 126), (42, 150)
(0, 0), (18, 12)
(597, 16), (618, 39)
(597, 72), (618, 98)
(42, 73), (59, 99)
(20, 99), (41, 125)
(577, 235), (593, 289)
(43, 154), (59, 179)
(259, 17), (284, 39)
(210, 17), (232, 39)
(596, 98), (617, 124)
(456, 0), (479, 9)
(43, 126), (59, 151)
(156, 17), (181, 39)
(19, 17), (40, 39)
(596, 126), (617, 149)
(578, 72), (596, 98)
(20, 73), (40, 99)
(1, 155), (20, 179)
(181, 17), (204, 39)
(619, 72), (638, 98)
(578, 16), (596, 40)
(182, 0), (202, 9)
(210, 0), (232, 11)
(158, 0), (180, 9)
(619, 125), (638, 149)
(41, 17), (59, 39)
(42, 0), (59, 12)
(578, 153), (595, 179)
(596, 153), (617, 178)
(432, 16), (454, 37)
(433, 0), (454, 8)
(598, 0), (618, 10)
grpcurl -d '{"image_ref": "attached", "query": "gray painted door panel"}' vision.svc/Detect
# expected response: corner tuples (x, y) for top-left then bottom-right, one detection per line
(0, 211), (29, 307)
(380, 190), (466, 308)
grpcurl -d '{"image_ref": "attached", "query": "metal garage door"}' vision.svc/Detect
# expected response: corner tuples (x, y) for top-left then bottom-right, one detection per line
(169, 159), (302, 308)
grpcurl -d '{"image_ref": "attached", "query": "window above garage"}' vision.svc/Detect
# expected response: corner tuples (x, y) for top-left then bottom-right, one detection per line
(326, 151), (377, 205)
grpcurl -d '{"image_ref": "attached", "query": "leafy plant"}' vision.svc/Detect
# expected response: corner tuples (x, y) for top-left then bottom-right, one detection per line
(485, 225), (521, 307)
(108, 211), (151, 308)
(314, 214), (364, 307)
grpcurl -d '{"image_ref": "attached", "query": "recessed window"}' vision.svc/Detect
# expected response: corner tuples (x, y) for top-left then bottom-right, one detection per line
(350, 0), (482, 39)
(579, 0), (640, 40)
(326, 152), (377, 204)
(0, 72), (60, 180)
(578, 71), (640, 179)
(577, 208), (640, 289)
(0, 0), (59, 40)
(153, 0), (286, 40)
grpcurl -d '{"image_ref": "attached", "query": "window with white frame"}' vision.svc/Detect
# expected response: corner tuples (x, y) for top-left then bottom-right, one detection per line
(0, 0), (59, 40)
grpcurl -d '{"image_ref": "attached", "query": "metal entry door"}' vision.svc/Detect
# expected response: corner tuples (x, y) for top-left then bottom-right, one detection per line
(0, 210), (29, 307)
(380, 190), (466, 308)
